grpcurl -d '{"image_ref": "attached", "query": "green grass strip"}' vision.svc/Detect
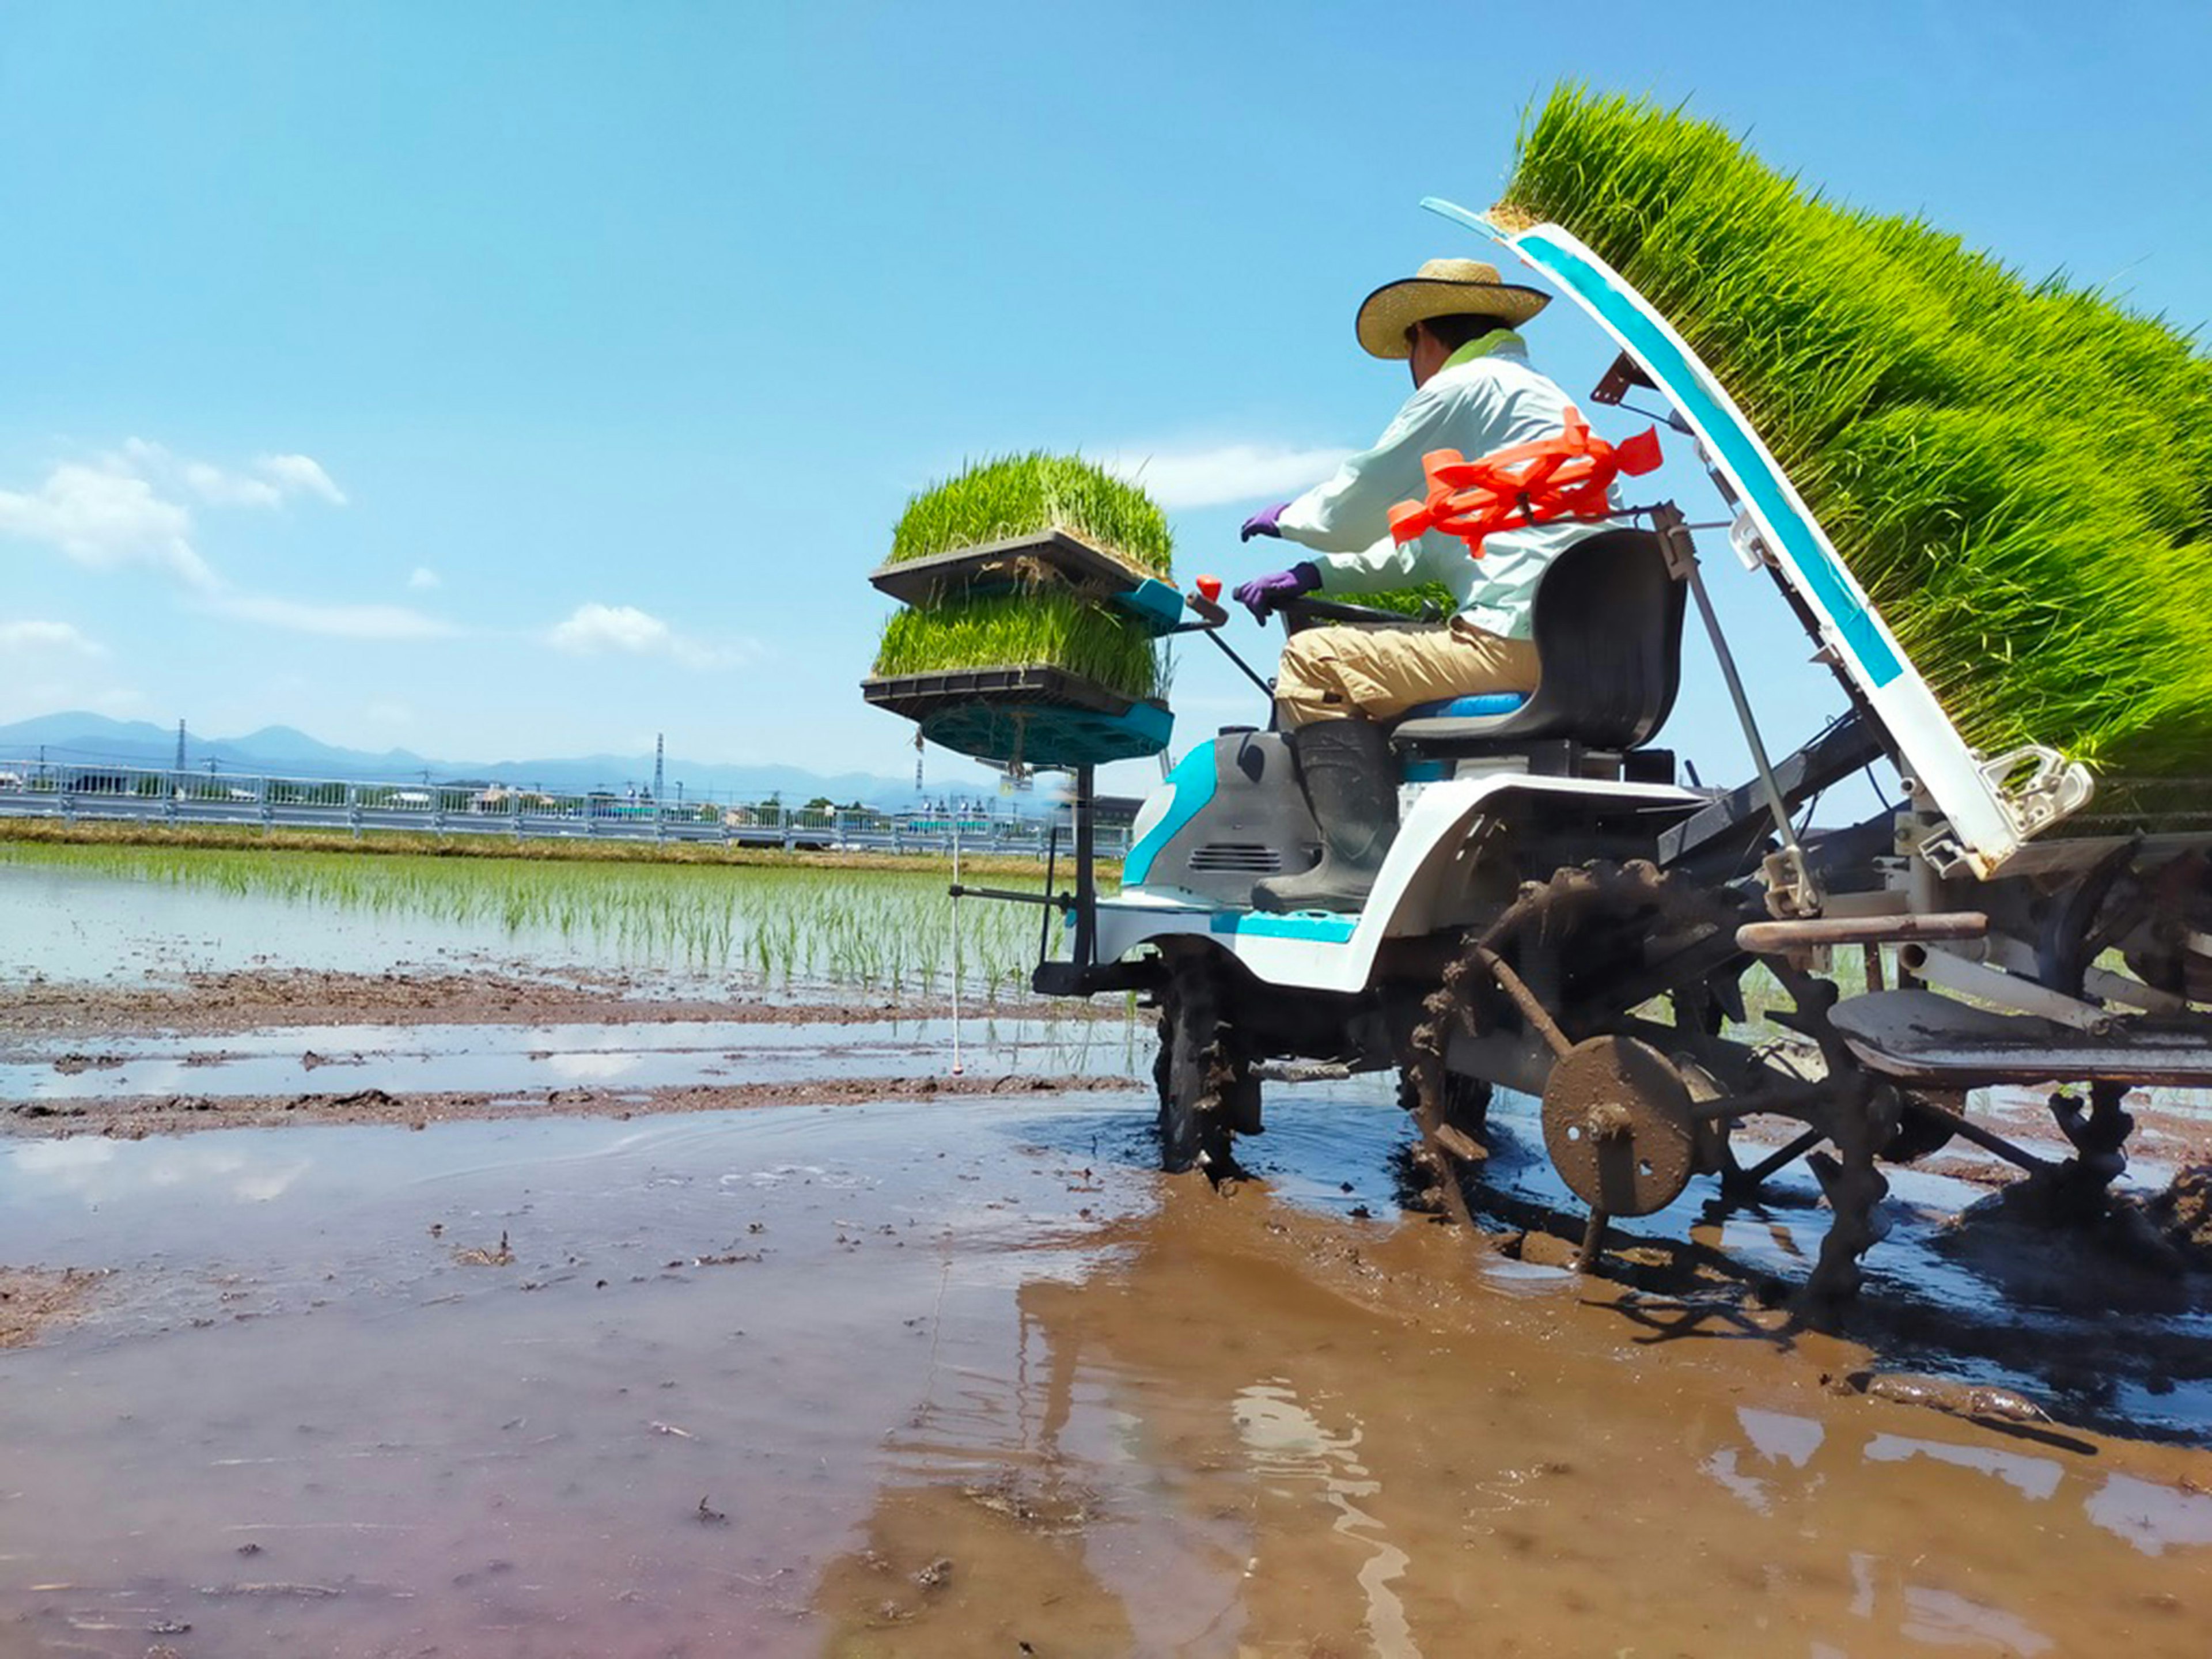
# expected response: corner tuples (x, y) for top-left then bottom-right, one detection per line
(1500, 88), (2212, 782)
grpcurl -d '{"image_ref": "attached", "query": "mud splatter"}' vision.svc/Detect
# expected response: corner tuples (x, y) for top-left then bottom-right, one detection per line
(0, 1266), (105, 1346)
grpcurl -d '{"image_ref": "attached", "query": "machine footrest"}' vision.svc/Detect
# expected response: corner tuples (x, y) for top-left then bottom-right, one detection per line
(1829, 989), (2212, 1087)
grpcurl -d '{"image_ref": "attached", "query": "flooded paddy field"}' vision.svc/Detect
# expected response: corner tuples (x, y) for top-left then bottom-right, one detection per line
(4, 843), (2211, 1656)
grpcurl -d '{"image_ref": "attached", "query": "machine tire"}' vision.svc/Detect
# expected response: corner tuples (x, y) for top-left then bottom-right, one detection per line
(1155, 959), (1253, 1178)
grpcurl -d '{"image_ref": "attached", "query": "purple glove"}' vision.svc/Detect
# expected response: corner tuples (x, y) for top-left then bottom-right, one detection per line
(1233, 562), (1320, 622)
(1240, 502), (1290, 541)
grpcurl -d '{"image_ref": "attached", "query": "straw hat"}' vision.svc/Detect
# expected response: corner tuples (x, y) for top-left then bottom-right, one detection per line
(1354, 257), (1551, 359)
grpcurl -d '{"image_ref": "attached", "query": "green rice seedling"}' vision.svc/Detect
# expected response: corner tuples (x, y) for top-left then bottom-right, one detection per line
(873, 588), (1164, 702)
(876, 454), (1175, 706)
(1347, 582), (1457, 620)
(888, 452), (1174, 575)
(1499, 89), (2212, 793)
(0, 842), (1073, 998)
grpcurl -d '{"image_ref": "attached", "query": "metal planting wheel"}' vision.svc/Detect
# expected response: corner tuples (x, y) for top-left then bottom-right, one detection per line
(1403, 857), (1906, 1304)
(1540, 1035), (1698, 1217)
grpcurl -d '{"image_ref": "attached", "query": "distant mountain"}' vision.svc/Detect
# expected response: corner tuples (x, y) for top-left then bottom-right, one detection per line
(0, 711), (1003, 809)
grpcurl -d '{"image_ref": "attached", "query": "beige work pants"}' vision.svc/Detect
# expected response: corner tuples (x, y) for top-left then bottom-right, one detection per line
(1274, 616), (1540, 728)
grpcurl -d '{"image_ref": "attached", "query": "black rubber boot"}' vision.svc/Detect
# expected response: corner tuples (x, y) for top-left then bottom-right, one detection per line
(1251, 719), (1399, 914)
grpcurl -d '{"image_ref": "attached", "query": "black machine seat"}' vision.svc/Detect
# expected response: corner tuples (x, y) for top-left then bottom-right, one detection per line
(1386, 528), (1685, 752)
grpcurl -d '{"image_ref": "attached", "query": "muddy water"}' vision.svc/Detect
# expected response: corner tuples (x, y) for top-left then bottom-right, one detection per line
(0, 1016), (1146, 1102)
(3, 1090), (2209, 1657)
(0, 857), (539, 986)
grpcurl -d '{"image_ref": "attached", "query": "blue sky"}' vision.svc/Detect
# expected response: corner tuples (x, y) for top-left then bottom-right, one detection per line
(3, 1), (2206, 800)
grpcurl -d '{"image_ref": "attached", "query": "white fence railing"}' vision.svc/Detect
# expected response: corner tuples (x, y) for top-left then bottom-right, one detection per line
(0, 759), (1129, 860)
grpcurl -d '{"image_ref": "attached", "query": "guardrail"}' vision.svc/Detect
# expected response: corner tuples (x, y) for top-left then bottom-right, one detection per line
(0, 759), (1129, 861)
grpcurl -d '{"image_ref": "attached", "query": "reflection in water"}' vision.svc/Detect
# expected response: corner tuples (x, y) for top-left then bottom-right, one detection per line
(1864, 1432), (2064, 1502)
(816, 1175), (2212, 1657)
(12, 1135), (312, 1207)
(1233, 1381), (1416, 1659)
(2085, 1471), (2212, 1555)
(540, 1049), (643, 1082)
(1700, 1445), (1774, 1514)
(0, 1017), (1138, 1100)
(1738, 1406), (1825, 1468)
(1900, 1585), (2055, 1655)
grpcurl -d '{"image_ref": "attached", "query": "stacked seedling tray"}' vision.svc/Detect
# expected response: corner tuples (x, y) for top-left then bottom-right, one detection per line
(862, 454), (1180, 770)
(1495, 89), (2212, 832)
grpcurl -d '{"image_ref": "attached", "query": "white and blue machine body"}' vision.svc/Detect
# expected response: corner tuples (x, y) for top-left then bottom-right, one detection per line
(1107, 761), (1698, 995)
(1085, 205), (2112, 999)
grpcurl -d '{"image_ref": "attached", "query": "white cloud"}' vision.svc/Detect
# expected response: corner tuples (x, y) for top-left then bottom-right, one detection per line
(0, 619), (107, 657)
(255, 453), (347, 506)
(181, 459), (283, 509)
(0, 438), (345, 595)
(209, 594), (459, 640)
(547, 602), (741, 669)
(406, 565), (441, 590)
(123, 438), (346, 510)
(2, 439), (440, 657)
(0, 460), (215, 588)
(1103, 441), (1355, 510)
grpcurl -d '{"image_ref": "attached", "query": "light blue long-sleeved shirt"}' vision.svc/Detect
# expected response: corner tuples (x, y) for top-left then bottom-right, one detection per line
(1275, 333), (1613, 641)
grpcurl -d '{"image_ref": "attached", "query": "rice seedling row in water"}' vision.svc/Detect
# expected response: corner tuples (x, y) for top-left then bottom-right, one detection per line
(0, 844), (1066, 999)
(1499, 88), (2212, 782)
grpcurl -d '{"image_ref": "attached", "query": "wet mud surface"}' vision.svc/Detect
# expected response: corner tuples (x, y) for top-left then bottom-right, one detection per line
(1, 1093), (2207, 1657)
(0, 967), (1070, 1042)
(5, 1071), (1132, 1138)
(3, 933), (2211, 1654)
(0, 988), (1149, 1141)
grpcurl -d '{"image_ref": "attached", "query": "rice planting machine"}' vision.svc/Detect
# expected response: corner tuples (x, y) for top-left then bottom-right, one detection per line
(891, 204), (2212, 1305)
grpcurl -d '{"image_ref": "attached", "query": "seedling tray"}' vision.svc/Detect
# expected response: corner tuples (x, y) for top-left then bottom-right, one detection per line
(870, 531), (1185, 635)
(862, 665), (1173, 769)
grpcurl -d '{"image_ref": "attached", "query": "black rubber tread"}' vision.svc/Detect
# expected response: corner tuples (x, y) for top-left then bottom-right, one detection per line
(1155, 962), (1248, 1177)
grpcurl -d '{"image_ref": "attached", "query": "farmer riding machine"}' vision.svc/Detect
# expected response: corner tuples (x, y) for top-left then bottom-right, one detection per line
(866, 203), (2212, 1308)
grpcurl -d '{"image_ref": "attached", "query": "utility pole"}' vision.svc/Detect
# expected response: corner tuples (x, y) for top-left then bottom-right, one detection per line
(653, 733), (665, 804)
(173, 720), (187, 775)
